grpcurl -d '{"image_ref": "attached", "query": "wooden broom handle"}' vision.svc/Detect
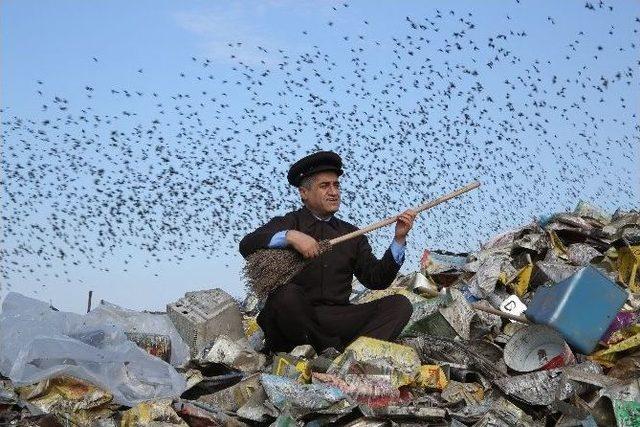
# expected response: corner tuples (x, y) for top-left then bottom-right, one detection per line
(329, 181), (481, 245)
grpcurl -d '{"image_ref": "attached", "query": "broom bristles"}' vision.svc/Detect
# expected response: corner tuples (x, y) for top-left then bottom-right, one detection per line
(243, 240), (332, 298)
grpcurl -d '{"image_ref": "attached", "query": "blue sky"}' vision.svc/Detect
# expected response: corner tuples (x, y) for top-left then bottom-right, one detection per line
(2, 0), (638, 313)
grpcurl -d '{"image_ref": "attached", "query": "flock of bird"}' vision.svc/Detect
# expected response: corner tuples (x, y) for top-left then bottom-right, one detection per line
(1, 0), (638, 291)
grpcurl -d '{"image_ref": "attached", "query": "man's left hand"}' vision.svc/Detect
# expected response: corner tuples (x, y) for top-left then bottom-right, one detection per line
(394, 209), (417, 245)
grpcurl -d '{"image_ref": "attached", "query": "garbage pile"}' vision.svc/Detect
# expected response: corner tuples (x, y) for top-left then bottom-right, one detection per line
(1, 202), (639, 426)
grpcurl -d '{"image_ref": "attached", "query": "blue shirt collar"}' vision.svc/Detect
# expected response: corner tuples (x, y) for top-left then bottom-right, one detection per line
(302, 206), (334, 223)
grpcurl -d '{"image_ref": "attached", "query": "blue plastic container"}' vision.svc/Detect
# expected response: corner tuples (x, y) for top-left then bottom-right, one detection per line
(525, 265), (627, 355)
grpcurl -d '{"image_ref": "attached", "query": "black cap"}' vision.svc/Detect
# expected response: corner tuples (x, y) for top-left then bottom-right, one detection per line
(287, 151), (343, 187)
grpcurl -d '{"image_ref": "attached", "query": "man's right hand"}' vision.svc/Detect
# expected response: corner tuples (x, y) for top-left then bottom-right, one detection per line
(286, 230), (321, 258)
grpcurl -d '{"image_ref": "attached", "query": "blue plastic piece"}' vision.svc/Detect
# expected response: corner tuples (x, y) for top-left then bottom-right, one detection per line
(525, 265), (627, 355)
(459, 283), (480, 303)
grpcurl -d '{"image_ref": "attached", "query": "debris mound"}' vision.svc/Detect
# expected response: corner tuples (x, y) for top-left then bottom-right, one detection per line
(2, 202), (639, 426)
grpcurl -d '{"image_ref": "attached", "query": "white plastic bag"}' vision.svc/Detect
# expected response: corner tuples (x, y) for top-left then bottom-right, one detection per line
(0, 292), (186, 407)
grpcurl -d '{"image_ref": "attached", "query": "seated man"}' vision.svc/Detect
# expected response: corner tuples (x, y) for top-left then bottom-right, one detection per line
(239, 151), (416, 353)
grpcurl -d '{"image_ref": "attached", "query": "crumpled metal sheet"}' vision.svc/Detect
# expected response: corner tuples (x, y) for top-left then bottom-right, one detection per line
(549, 399), (592, 424)
(290, 345), (316, 359)
(590, 394), (618, 426)
(472, 396), (538, 427)
(513, 230), (548, 254)
(183, 371), (244, 399)
(268, 413), (297, 426)
(197, 373), (261, 413)
(589, 378), (640, 427)
(429, 291), (501, 340)
(446, 389), (499, 425)
(478, 225), (532, 252)
(534, 260), (579, 284)
(574, 201), (612, 225)
(328, 337), (421, 388)
(400, 292), (451, 337)
(121, 399), (187, 427)
(312, 372), (407, 409)
(359, 404), (446, 421)
(441, 380), (484, 405)
(439, 289), (476, 340)
(549, 214), (596, 232)
(236, 385), (279, 422)
(449, 368), (493, 391)
(260, 373), (355, 419)
(562, 366), (622, 388)
(618, 226), (640, 245)
(469, 300), (503, 338)
(493, 361), (602, 406)
(600, 378), (640, 403)
(174, 400), (248, 427)
(200, 334), (266, 373)
(422, 251), (468, 275)
(607, 349), (640, 380)
(567, 243), (603, 266)
(548, 224), (612, 252)
(352, 287), (425, 306)
(467, 339), (505, 364)
(466, 254), (511, 298)
(341, 418), (388, 427)
(603, 222), (637, 241)
(0, 380), (18, 406)
(593, 379), (640, 426)
(402, 335), (507, 381)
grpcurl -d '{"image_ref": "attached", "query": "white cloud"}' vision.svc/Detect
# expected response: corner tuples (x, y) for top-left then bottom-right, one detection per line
(174, 0), (343, 65)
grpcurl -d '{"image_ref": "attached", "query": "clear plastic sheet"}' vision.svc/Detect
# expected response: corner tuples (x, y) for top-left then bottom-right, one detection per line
(0, 292), (186, 407)
(86, 300), (190, 367)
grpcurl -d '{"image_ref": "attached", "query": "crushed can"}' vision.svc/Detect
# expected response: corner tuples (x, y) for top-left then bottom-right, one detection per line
(525, 265), (627, 354)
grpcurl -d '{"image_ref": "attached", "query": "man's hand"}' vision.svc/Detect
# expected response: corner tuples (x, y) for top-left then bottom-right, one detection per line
(394, 209), (417, 245)
(286, 230), (321, 258)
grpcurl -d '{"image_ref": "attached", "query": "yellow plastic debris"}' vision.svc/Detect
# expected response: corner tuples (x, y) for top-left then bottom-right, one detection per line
(120, 399), (187, 426)
(498, 271), (509, 286)
(510, 263), (534, 297)
(16, 376), (115, 426)
(589, 325), (640, 367)
(329, 337), (421, 388)
(272, 353), (311, 383)
(243, 315), (260, 337)
(548, 230), (568, 257)
(618, 245), (640, 292)
(416, 365), (449, 390)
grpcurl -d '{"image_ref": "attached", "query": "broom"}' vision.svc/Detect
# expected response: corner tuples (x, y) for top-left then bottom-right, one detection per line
(244, 181), (481, 298)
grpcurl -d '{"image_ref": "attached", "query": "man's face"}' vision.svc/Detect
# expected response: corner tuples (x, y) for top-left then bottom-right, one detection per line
(299, 171), (341, 217)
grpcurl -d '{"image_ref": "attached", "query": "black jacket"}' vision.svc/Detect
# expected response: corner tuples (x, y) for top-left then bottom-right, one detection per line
(239, 206), (401, 305)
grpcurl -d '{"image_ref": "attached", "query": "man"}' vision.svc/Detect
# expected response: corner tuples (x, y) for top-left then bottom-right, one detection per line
(239, 151), (417, 353)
